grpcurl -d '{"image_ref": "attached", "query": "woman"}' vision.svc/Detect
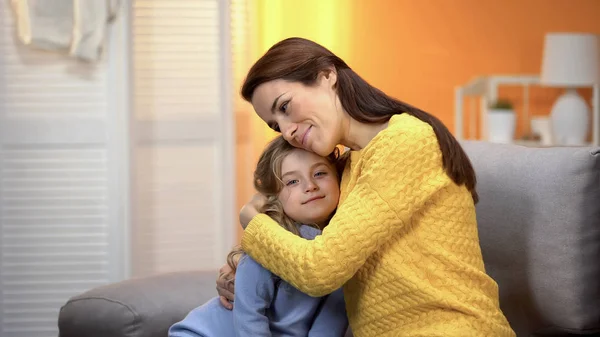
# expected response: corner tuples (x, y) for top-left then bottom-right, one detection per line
(219, 37), (515, 337)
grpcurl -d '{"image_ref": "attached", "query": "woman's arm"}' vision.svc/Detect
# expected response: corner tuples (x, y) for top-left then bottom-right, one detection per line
(242, 123), (448, 296)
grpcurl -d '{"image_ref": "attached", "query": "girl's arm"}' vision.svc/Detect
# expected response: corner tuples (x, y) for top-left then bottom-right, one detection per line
(242, 123), (447, 296)
(233, 256), (274, 337)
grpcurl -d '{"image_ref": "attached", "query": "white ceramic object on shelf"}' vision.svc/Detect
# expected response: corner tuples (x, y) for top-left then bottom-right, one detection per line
(549, 88), (590, 145)
(487, 109), (516, 143)
(541, 33), (599, 146)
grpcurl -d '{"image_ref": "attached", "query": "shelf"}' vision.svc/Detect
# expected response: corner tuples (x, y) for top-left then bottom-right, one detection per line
(454, 75), (600, 147)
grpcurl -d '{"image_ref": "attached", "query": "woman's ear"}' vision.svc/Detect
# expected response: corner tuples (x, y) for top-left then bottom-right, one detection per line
(319, 68), (337, 89)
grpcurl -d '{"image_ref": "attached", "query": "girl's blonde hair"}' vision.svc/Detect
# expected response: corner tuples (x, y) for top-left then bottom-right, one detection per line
(225, 136), (346, 280)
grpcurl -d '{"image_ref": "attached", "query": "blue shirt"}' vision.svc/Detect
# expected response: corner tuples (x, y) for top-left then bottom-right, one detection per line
(169, 225), (349, 337)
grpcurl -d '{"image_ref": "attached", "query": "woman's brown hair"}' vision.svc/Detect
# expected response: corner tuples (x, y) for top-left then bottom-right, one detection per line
(225, 136), (345, 280)
(241, 37), (478, 204)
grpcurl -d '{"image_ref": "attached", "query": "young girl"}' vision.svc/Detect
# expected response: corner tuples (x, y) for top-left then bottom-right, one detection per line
(169, 136), (349, 337)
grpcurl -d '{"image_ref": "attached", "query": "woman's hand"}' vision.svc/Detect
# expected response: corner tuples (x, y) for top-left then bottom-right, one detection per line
(239, 193), (266, 229)
(216, 263), (235, 310)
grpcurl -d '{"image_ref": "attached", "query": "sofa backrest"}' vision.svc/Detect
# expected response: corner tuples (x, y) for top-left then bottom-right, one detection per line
(461, 141), (600, 336)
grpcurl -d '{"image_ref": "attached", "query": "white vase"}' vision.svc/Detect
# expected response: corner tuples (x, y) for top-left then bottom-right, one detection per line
(550, 88), (589, 146)
(487, 109), (516, 144)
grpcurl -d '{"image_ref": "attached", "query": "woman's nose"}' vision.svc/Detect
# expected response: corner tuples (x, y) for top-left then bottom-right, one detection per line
(281, 121), (297, 142)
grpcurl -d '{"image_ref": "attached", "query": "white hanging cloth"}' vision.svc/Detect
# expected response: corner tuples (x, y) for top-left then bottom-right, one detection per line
(10, 0), (120, 62)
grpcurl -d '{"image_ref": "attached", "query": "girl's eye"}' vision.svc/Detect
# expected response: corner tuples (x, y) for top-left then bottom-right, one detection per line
(286, 179), (298, 186)
(314, 171), (327, 177)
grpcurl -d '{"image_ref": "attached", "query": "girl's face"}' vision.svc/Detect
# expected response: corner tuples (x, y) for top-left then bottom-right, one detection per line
(277, 148), (340, 227)
(251, 72), (346, 157)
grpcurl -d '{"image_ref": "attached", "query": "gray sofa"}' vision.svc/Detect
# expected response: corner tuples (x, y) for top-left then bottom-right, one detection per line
(58, 141), (600, 337)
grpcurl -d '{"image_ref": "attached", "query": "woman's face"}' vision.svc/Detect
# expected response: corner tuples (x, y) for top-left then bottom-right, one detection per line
(251, 73), (345, 156)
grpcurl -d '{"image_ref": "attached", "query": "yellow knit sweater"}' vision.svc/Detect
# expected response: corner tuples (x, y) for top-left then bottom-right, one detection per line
(242, 114), (515, 337)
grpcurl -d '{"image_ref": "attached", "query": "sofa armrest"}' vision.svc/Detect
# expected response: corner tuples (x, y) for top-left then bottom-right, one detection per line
(58, 270), (218, 337)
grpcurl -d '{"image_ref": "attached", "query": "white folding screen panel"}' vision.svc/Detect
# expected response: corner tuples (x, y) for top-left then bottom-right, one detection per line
(0, 2), (129, 337)
(130, 0), (235, 277)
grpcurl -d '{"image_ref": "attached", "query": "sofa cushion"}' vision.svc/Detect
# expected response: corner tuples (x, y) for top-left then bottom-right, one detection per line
(58, 270), (218, 337)
(461, 141), (600, 336)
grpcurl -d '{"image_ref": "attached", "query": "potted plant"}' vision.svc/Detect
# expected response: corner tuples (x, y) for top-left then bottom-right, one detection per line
(487, 99), (516, 143)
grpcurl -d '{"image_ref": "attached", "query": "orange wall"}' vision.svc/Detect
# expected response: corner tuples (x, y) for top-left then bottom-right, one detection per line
(250, 0), (600, 142)
(236, 0), (600, 240)
(245, 1), (600, 155)
(346, 0), (600, 138)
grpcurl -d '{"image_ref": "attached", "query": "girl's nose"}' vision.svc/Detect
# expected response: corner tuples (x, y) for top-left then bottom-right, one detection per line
(304, 179), (318, 192)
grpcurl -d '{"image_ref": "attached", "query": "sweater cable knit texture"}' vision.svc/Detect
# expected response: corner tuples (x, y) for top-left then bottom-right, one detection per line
(242, 114), (515, 337)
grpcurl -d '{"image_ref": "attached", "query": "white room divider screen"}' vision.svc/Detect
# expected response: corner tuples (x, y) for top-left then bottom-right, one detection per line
(0, 2), (129, 336)
(129, 0), (235, 278)
(0, 1), (236, 335)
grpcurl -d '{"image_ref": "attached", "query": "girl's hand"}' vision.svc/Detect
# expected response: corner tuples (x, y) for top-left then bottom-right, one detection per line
(216, 263), (235, 310)
(239, 193), (266, 229)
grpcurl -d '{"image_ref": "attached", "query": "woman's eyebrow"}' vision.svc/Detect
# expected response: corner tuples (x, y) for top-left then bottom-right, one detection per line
(271, 92), (287, 114)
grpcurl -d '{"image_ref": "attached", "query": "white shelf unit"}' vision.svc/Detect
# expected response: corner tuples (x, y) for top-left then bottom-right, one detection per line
(454, 75), (600, 146)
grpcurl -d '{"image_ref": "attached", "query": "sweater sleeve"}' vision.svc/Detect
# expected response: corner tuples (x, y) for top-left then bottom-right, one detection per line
(233, 256), (274, 337)
(242, 122), (448, 297)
